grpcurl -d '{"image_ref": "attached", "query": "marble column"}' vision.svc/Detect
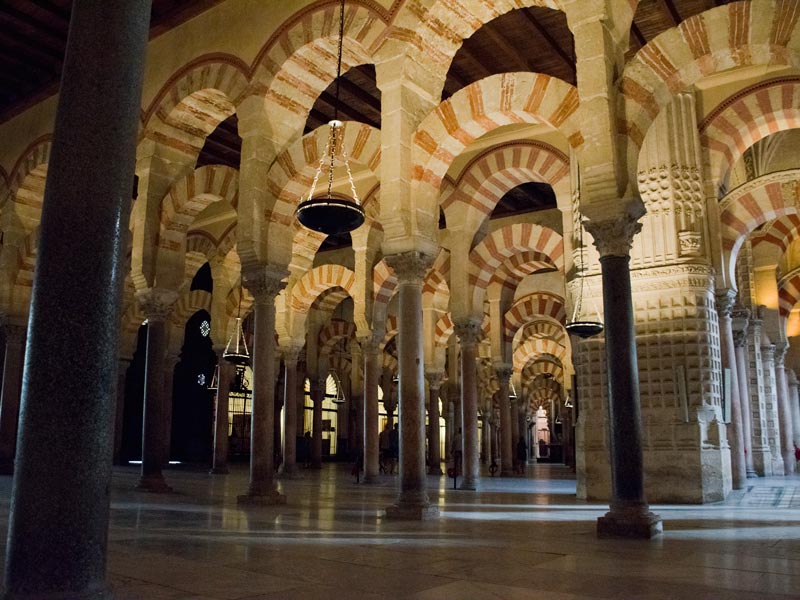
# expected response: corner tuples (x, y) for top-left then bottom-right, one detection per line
(716, 290), (747, 489)
(426, 371), (444, 475)
(279, 346), (302, 477)
(4, 3), (152, 597)
(161, 352), (179, 466)
(445, 398), (454, 460)
(361, 336), (380, 482)
(309, 378), (324, 468)
(495, 364), (514, 476)
(137, 291), (177, 492)
(455, 317), (482, 491)
(762, 343), (785, 475)
(788, 369), (800, 451)
(732, 309), (757, 478)
(210, 348), (234, 475)
(0, 324), (26, 474)
(113, 356), (131, 466)
(774, 343), (795, 475)
(238, 267), (286, 505)
(585, 212), (662, 539)
(385, 251), (437, 519)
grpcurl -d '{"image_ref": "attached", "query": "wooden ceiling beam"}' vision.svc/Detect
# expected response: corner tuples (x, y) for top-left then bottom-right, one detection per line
(520, 10), (576, 77)
(26, 0), (70, 24)
(0, 5), (66, 43)
(630, 23), (647, 48)
(336, 77), (381, 112)
(316, 90), (379, 127)
(480, 28), (532, 73)
(656, 0), (682, 26)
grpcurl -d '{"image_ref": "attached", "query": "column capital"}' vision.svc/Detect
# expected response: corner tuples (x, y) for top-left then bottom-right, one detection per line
(714, 289), (737, 318)
(164, 352), (181, 368)
(454, 317), (483, 346)
(494, 363), (513, 385)
(282, 344), (304, 367)
(584, 207), (644, 258)
(425, 371), (445, 390)
(731, 307), (750, 348)
(385, 251), (434, 284)
(137, 288), (178, 322)
(242, 264), (287, 304)
(762, 343), (776, 361)
(357, 332), (381, 354)
(774, 342), (788, 367)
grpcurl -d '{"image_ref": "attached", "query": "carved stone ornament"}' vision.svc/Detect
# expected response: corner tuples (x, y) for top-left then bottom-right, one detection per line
(678, 230), (702, 257)
(137, 288), (178, 322)
(385, 251), (434, 284)
(453, 317), (483, 346)
(714, 289), (736, 318)
(243, 265), (287, 304)
(584, 214), (643, 258)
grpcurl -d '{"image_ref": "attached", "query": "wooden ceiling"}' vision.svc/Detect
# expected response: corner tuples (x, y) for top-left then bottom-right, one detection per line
(2, 0), (736, 248)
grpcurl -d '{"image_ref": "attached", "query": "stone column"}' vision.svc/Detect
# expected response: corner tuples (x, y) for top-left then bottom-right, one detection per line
(495, 364), (514, 476)
(788, 370), (800, 451)
(137, 290), (177, 492)
(426, 371), (444, 475)
(385, 251), (437, 519)
(238, 267), (286, 505)
(732, 309), (757, 478)
(4, 3), (152, 597)
(309, 378), (324, 468)
(279, 346), (302, 477)
(0, 324), (26, 474)
(361, 336), (381, 482)
(161, 352), (179, 466)
(762, 343), (785, 475)
(445, 398), (454, 460)
(716, 290), (747, 489)
(774, 343), (795, 475)
(748, 315), (773, 475)
(455, 317), (482, 491)
(210, 348), (234, 475)
(113, 356), (132, 466)
(585, 212), (662, 539)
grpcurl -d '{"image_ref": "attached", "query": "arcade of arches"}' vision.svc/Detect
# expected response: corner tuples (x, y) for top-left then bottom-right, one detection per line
(3, 0), (800, 597)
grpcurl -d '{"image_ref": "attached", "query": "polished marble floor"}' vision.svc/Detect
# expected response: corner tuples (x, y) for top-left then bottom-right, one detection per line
(1, 463), (800, 599)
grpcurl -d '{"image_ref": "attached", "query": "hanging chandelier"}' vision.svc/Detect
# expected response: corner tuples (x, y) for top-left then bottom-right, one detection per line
(326, 368), (346, 404)
(295, 0), (365, 236)
(224, 284), (251, 365)
(565, 179), (604, 339)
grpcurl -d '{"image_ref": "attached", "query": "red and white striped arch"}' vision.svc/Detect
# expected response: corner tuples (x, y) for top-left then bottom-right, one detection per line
(514, 319), (566, 352)
(372, 258), (398, 327)
(779, 273), (800, 318)
(171, 289), (212, 329)
(7, 135), (52, 233)
(513, 337), (566, 374)
(521, 358), (564, 384)
(434, 312), (455, 348)
(319, 319), (357, 354)
(621, 1), (800, 175)
(291, 264), (355, 314)
(489, 250), (559, 293)
(504, 292), (567, 341)
(701, 78), (800, 192)
(380, 315), (399, 351)
(751, 214), (800, 258)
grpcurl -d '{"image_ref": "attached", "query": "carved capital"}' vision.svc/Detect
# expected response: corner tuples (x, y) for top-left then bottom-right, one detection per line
(385, 251), (434, 284)
(454, 317), (482, 346)
(242, 265), (286, 305)
(714, 289), (737, 318)
(137, 288), (178, 322)
(357, 332), (381, 355)
(731, 307), (750, 348)
(774, 342), (788, 368)
(584, 212), (643, 258)
(425, 371), (444, 390)
(761, 343), (776, 362)
(494, 363), (513, 385)
(282, 345), (304, 367)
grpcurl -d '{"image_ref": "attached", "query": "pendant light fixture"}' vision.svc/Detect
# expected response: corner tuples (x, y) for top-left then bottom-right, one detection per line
(295, 0), (365, 236)
(565, 183), (604, 339)
(224, 284), (251, 365)
(326, 368), (347, 404)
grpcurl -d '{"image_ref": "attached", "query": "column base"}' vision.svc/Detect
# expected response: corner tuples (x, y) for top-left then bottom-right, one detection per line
(500, 469), (514, 477)
(428, 465), (443, 476)
(209, 466), (229, 475)
(746, 468), (758, 478)
(361, 473), (380, 484)
(278, 466), (297, 479)
(459, 477), (478, 491)
(237, 487), (286, 506)
(597, 507), (663, 539)
(385, 502), (439, 520)
(136, 474), (173, 493)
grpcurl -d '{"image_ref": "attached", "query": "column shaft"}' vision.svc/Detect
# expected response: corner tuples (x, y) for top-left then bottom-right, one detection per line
(733, 311), (757, 477)
(774, 345), (795, 475)
(211, 356), (234, 474)
(310, 380), (323, 468)
(0, 326), (26, 474)
(427, 375), (443, 475)
(456, 319), (481, 491)
(4, 2), (152, 597)
(280, 355), (299, 477)
(496, 366), (513, 476)
(113, 358), (130, 466)
(362, 341), (380, 482)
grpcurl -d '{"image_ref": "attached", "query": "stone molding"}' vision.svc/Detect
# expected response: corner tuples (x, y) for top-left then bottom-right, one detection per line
(584, 213), (643, 258)
(137, 288), (178, 322)
(453, 317), (482, 346)
(715, 289), (736, 318)
(243, 265), (286, 304)
(385, 251), (434, 284)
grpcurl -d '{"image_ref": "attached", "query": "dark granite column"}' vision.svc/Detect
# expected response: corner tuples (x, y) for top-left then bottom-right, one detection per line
(361, 335), (380, 483)
(238, 266), (286, 505)
(385, 251), (437, 519)
(585, 212), (662, 539)
(210, 348), (234, 475)
(137, 290), (177, 493)
(495, 364), (514, 476)
(310, 378), (324, 468)
(279, 346), (302, 477)
(161, 352), (179, 466)
(716, 289), (747, 489)
(0, 324), (26, 474)
(426, 371), (444, 475)
(455, 317), (482, 491)
(732, 308), (757, 478)
(774, 343), (795, 475)
(3, 3), (152, 597)
(113, 356), (132, 466)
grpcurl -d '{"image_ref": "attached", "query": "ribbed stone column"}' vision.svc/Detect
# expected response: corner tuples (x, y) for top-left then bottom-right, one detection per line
(585, 211), (662, 539)
(455, 317), (482, 491)
(238, 266), (286, 505)
(774, 343), (795, 475)
(361, 335), (380, 482)
(385, 251), (437, 519)
(3, 3), (152, 597)
(495, 364), (514, 476)
(788, 369), (800, 451)
(137, 290), (177, 492)
(309, 378), (324, 468)
(210, 348), (234, 475)
(113, 357), (131, 466)
(426, 371), (444, 475)
(279, 346), (302, 477)
(716, 290), (747, 489)
(0, 324), (26, 474)
(732, 309), (757, 478)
